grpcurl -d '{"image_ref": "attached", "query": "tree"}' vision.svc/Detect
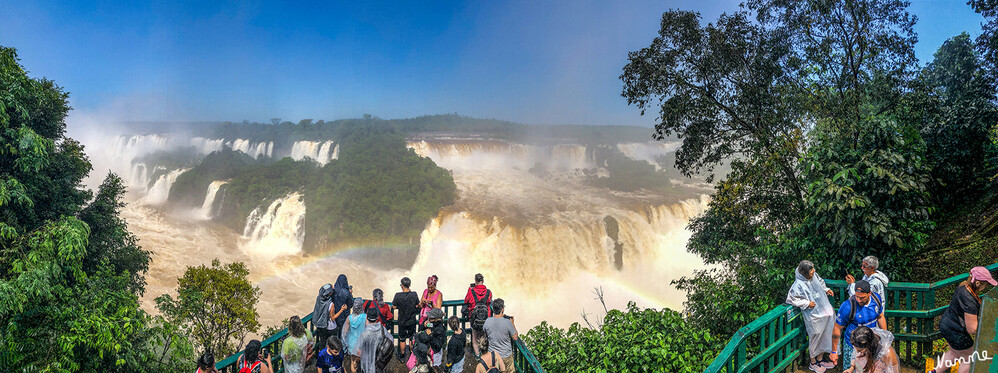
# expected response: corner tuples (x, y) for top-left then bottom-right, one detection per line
(78, 172), (152, 295)
(620, 10), (805, 194)
(751, 0), (918, 132)
(156, 259), (262, 356)
(917, 32), (998, 198)
(1, 45), (187, 372)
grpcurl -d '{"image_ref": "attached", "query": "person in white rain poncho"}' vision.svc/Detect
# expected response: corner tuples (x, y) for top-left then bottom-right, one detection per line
(844, 326), (900, 373)
(787, 260), (836, 372)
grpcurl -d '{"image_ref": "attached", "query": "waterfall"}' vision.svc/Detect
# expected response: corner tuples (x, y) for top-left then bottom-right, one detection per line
(142, 169), (188, 205)
(291, 140), (336, 164)
(199, 180), (228, 219)
(128, 163), (150, 192)
(616, 142), (681, 170)
(240, 192), (306, 258)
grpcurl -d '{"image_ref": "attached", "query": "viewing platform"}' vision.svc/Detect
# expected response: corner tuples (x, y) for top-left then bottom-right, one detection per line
(216, 299), (545, 373)
(704, 263), (998, 373)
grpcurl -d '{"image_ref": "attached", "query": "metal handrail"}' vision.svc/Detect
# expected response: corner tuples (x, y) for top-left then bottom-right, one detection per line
(704, 263), (998, 373)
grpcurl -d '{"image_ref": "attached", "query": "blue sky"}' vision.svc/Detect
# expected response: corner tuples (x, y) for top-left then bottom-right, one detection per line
(0, 0), (989, 126)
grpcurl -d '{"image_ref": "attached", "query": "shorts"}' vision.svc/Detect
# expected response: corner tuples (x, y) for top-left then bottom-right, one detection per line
(398, 323), (417, 340)
(449, 357), (465, 373)
(941, 318), (975, 350)
(431, 350), (442, 366)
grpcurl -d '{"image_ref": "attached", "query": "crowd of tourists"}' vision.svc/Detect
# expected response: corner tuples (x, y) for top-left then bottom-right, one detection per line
(787, 256), (995, 373)
(195, 273), (519, 373)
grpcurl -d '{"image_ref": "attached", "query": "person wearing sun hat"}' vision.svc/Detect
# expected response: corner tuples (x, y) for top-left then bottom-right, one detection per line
(930, 266), (996, 373)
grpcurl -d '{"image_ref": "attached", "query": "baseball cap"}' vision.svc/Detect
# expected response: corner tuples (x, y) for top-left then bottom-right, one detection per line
(855, 280), (872, 294)
(366, 307), (379, 322)
(428, 308), (444, 320)
(970, 266), (997, 286)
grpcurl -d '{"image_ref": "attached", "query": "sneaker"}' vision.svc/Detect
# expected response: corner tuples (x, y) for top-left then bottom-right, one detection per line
(809, 362), (827, 373)
(818, 360), (835, 369)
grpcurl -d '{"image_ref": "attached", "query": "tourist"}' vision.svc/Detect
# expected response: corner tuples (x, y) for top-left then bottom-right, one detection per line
(843, 326), (900, 373)
(357, 307), (394, 373)
(412, 309), (435, 373)
(831, 280), (885, 370)
(280, 315), (312, 373)
(786, 260), (835, 371)
(364, 288), (394, 331)
(316, 336), (345, 373)
(342, 298), (366, 372)
(846, 256), (889, 306)
(425, 308), (447, 372)
(332, 275), (353, 338)
(236, 340), (273, 373)
(313, 284), (336, 352)
(931, 266), (996, 373)
(392, 276), (420, 362)
(420, 275), (443, 324)
(483, 299), (519, 373)
(446, 316), (467, 373)
(464, 273), (493, 356)
(195, 351), (217, 373)
(474, 336), (504, 373)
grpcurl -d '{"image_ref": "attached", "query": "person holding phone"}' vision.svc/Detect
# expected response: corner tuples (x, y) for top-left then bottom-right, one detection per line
(236, 340), (273, 373)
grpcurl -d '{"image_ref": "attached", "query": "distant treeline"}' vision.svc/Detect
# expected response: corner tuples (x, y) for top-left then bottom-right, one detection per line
(126, 114), (666, 145)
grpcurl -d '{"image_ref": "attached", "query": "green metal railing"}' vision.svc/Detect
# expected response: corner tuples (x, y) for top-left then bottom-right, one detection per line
(704, 263), (998, 373)
(216, 299), (545, 372)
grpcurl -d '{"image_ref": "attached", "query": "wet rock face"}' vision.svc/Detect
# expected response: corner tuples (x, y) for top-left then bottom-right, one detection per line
(604, 216), (624, 270)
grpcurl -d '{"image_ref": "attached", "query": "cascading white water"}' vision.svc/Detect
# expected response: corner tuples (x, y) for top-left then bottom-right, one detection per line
(290, 140), (336, 164)
(190, 137), (227, 154)
(199, 180), (228, 219)
(128, 163), (150, 192)
(616, 142), (681, 170)
(240, 192), (306, 258)
(142, 169), (188, 205)
(406, 140), (596, 172)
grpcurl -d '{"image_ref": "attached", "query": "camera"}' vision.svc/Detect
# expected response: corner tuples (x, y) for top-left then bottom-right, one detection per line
(470, 283), (476, 287)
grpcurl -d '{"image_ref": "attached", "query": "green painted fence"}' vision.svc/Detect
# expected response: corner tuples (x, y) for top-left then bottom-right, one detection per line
(216, 299), (544, 373)
(704, 263), (998, 373)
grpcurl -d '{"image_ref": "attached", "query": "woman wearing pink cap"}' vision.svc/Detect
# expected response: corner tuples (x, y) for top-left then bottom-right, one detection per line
(931, 266), (996, 373)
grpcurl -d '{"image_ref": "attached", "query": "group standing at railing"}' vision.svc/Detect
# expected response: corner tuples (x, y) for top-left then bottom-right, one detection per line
(787, 256), (996, 373)
(195, 273), (521, 373)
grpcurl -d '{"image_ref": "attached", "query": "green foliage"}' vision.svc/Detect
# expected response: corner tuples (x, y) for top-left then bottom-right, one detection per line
(1, 45), (191, 372)
(586, 149), (687, 194)
(303, 124), (456, 250)
(917, 32), (998, 199)
(802, 116), (935, 276)
(78, 172), (151, 295)
(168, 148), (260, 207)
(214, 156), (317, 231)
(523, 303), (720, 372)
(155, 259), (261, 357)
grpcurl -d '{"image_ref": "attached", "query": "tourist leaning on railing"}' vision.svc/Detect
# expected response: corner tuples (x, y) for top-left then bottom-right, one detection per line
(930, 266), (997, 373)
(844, 326), (900, 373)
(786, 260), (836, 372)
(281, 315), (313, 373)
(831, 280), (886, 371)
(237, 340), (274, 373)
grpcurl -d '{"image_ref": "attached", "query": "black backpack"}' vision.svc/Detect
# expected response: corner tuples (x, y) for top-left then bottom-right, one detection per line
(847, 293), (882, 325)
(469, 290), (491, 331)
(375, 331), (394, 371)
(478, 352), (501, 373)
